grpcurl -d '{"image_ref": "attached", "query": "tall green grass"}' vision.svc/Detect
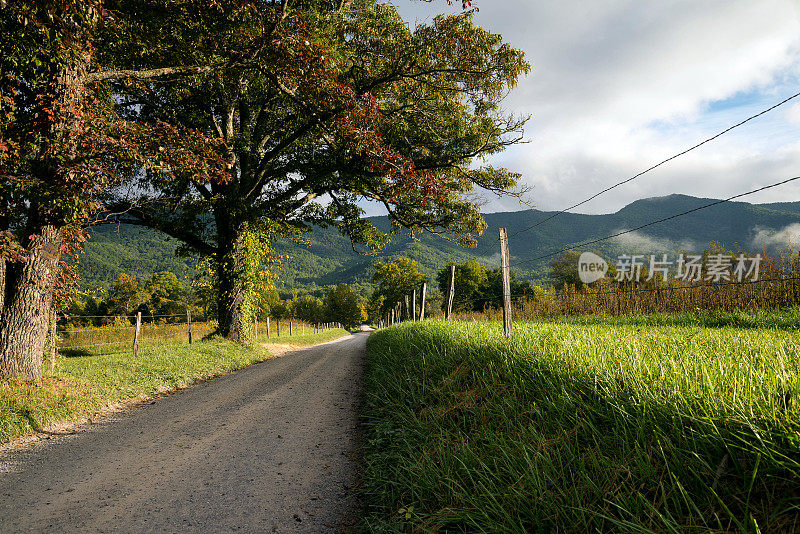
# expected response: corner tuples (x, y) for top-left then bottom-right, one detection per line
(362, 320), (800, 532)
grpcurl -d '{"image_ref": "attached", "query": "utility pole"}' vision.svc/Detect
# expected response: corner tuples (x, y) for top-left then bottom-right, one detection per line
(186, 306), (193, 345)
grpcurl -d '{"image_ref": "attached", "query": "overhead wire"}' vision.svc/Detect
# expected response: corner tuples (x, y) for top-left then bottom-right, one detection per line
(510, 174), (800, 268)
(507, 90), (800, 240)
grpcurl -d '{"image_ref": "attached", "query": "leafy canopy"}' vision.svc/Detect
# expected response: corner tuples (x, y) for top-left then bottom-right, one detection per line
(102, 0), (529, 253)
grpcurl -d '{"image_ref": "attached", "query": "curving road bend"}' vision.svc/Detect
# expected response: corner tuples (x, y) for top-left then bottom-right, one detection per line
(0, 332), (368, 533)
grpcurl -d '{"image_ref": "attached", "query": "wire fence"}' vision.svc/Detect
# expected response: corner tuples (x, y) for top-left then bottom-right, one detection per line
(379, 242), (800, 330)
(53, 314), (346, 357)
(433, 99), (800, 329)
(449, 275), (800, 321)
(56, 319), (218, 355)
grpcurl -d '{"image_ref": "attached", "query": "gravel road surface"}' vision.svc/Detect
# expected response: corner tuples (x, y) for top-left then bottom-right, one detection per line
(0, 332), (367, 533)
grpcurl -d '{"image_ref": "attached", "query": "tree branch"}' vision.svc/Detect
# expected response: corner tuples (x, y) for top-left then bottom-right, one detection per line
(85, 64), (222, 82)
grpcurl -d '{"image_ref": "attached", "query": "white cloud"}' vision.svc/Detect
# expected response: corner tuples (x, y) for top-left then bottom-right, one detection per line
(392, 0), (800, 214)
(751, 223), (800, 250)
(611, 230), (696, 252)
(785, 102), (800, 126)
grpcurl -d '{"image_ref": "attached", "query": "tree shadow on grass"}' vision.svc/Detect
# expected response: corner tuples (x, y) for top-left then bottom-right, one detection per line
(366, 327), (800, 533)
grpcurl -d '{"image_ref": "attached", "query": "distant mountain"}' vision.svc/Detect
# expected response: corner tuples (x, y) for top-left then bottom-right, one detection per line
(78, 194), (800, 297)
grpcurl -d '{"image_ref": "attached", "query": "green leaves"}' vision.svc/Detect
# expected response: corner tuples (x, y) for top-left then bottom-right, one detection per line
(325, 283), (365, 328)
(372, 258), (425, 315)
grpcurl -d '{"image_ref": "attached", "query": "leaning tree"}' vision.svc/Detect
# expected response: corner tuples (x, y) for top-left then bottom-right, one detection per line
(0, 1), (225, 379)
(100, 0), (528, 341)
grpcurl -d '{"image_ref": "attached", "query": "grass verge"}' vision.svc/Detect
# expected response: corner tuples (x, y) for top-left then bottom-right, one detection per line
(1, 328), (348, 446)
(362, 319), (800, 532)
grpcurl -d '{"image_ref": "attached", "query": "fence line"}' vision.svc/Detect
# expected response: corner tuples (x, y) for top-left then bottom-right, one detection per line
(379, 227), (800, 332)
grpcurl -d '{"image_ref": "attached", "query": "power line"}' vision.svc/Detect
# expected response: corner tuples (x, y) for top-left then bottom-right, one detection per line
(508, 90), (800, 240)
(510, 174), (800, 268)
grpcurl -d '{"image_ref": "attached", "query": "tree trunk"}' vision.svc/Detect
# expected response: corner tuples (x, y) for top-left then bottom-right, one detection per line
(0, 225), (64, 379)
(216, 222), (247, 342)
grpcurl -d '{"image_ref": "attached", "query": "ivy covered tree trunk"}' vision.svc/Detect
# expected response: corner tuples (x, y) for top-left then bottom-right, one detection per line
(2, 4), (228, 378)
(0, 49), (83, 379)
(0, 224), (63, 379)
(216, 216), (248, 342)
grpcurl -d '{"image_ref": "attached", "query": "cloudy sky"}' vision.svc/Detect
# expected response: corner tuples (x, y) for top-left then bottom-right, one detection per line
(386, 0), (800, 215)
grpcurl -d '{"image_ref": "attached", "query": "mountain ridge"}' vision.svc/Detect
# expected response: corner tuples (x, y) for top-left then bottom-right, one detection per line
(78, 194), (800, 297)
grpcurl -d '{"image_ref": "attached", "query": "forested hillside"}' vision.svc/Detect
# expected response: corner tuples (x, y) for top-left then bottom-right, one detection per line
(78, 194), (800, 297)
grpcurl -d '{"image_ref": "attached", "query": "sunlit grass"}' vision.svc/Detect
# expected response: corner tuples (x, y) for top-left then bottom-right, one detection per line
(255, 326), (351, 346)
(362, 317), (800, 532)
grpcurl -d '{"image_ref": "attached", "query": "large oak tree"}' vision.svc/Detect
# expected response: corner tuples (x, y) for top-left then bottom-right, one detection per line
(104, 0), (529, 340)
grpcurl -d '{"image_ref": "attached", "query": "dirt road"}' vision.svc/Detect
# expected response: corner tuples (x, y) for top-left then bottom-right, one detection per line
(0, 332), (367, 533)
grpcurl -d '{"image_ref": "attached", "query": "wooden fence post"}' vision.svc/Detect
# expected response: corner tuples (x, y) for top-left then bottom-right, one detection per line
(254, 316), (258, 339)
(412, 289), (417, 321)
(267, 317), (270, 339)
(132, 312), (142, 358)
(404, 295), (410, 321)
(277, 318), (280, 337)
(302, 323), (305, 335)
(499, 227), (513, 336)
(289, 321), (293, 336)
(446, 265), (456, 321)
(187, 306), (193, 345)
(419, 282), (427, 321)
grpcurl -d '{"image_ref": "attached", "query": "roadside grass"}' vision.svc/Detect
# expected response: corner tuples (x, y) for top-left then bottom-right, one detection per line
(1, 339), (270, 444)
(362, 319), (800, 532)
(1, 326), (354, 445)
(255, 327), (352, 347)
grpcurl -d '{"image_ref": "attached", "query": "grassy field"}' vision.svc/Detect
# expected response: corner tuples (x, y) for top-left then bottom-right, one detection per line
(362, 317), (800, 532)
(255, 327), (351, 346)
(1, 328), (351, 445)
(57, 321), (218, 356)
(548, 307), (800, 330)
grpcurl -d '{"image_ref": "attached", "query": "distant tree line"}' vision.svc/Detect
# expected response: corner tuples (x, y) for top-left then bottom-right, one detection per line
(66, 274), (366, 330)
